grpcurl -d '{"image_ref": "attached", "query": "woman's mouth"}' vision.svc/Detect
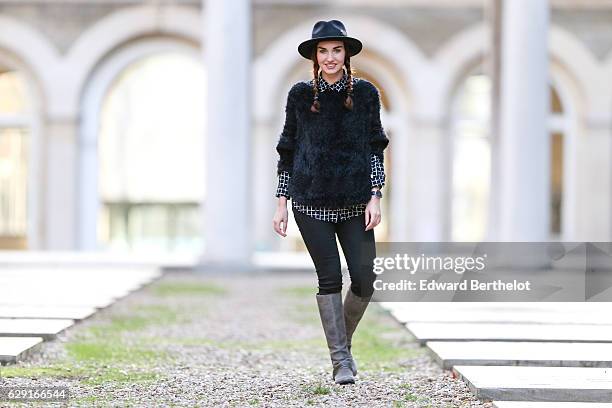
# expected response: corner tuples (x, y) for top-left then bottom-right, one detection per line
(326, 64), (336, 69)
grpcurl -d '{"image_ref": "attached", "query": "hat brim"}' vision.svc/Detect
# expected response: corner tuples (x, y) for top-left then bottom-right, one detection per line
(298, 36), (363, 59)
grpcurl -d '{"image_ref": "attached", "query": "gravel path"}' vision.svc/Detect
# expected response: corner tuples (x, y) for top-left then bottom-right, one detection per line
(0, 270), (493, 407)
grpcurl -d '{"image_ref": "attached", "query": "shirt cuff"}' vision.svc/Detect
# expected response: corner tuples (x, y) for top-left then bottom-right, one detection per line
(275, 170), (291, 198)
(370, 153), (386, 188)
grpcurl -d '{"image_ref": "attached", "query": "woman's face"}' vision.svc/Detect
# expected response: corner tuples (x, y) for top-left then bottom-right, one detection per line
(316, 40), (346, 77)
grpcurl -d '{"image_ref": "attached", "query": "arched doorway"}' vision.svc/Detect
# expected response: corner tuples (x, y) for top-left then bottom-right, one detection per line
(0, 67), (30, 249)
(450, 71), (492, 241)
(450, 69), (569, 241)
(97, 52), (206, 253)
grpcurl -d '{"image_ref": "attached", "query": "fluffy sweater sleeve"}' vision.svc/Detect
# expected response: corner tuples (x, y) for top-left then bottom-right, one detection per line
(368, 86), (390, 162)
(275, 84), (299, 176)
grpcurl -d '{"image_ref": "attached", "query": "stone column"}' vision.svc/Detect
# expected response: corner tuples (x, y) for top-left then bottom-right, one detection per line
(408, 113), (448, 241)
(387, 115), (412, 242)
(200, 0), (253, 270)
(43, 116), (79, 249)
(485, 0), (503, 241)
(497, 0), (550, 241)
(252, 118), (278, 251)
(77, 108), (99, 251)
(574, 115), (612, 241)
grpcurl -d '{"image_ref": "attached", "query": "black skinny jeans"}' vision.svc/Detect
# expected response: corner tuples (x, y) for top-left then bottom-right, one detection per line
(292, 207), (377, 297)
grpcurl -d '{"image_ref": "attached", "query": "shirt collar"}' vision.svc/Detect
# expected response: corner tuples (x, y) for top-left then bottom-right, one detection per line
(318, 72), (349, 93)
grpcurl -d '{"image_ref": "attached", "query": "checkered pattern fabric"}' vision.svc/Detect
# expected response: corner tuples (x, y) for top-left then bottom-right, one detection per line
(276, 170), (291, 198)
(317, 71), (349, 93)
(370, 153), (385, 188)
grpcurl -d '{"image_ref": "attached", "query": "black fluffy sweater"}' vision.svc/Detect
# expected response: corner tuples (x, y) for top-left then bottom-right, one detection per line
(275, 78), (390, 208)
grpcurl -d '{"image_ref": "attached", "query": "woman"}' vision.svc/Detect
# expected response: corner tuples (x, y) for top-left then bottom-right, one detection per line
(272, 20), (389, 385)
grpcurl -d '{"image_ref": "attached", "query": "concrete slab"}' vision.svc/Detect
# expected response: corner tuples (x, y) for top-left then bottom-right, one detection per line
(0, 290), (130, 302)
(427, 341), (612, 369)
(0, 267), (162, 310)
(0, 264), (164, 367)
(0, 276), (156, 291)
(0, 269), (161, 288)
(383, 302), (612, 325)
(0, 319), (74, 340)
(453, 365), (612, 402)
(493, 403), (612, 408)
(0, 285), (139, 301)
(407, 323), (612, 345)
(0, 251), (188, 268)
(0, 295), (116, 309)
(0, 306), (95, 320)
(0, 272), (158, 284)
(0, 337), (44, 365)
(393, 310), (612, 326)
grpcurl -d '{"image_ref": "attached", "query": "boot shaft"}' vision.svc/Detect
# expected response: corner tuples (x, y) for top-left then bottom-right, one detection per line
(343, 289), (372, 347)
(315, 292), (354, 383)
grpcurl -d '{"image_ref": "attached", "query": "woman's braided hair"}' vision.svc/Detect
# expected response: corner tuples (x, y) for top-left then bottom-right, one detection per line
(343, 57), (354, 110)
(310, 51), (321, 113)
(310, 42), (354, 113)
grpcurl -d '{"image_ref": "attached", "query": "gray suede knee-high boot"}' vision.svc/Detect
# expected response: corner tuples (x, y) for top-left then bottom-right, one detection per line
(315, 292), (355, 385)
(343, 289), (372, 376)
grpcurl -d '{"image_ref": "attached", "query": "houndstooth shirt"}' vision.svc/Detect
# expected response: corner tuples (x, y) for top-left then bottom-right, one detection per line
(275, 72), (386, 223)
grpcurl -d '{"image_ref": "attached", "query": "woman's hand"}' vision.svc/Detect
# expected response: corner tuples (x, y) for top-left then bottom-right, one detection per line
(365, 195), (381, 231)
(273, 199), (289, 237)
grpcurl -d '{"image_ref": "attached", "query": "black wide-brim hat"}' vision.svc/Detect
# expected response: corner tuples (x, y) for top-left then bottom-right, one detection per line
(298, 20), (363, 59)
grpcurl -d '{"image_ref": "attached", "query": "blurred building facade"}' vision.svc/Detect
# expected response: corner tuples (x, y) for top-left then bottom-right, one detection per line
(0, 0), (611, 254)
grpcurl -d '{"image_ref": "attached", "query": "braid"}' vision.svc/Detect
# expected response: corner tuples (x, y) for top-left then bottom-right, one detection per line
(344, 56), (354, 110)
(311, 50), (321, 113)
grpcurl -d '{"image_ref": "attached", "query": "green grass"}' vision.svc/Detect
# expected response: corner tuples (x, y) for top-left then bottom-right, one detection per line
(0, 363), (158, 385)
(58, 303), (175, 367)
(403, 392), (418, 401)
(284, 297), (423, 372)
(283, 301), (321, 326)
(0, 277), (232, 403)
(0, 275), (423, 406)
(140, 335), (324, 352)
(141, 336), (217, 347)
(349, 307), (424, 372)
(86, 304), (189, 338)
(66, 341), (161, 364)
(0, 364), (84, 378)
(72, 395), (101, 404)
(392, 393), (430, 408)
(303, 384), (331, 395)
(279, 285), (318, 298)
(0, 339), (166, 385)
(282, 293), (423, 372)
(80, 368), (161, 385)
(263, 337), (324, 350)
(0, 303), (172, 386)
(151, 281), (226, 297)
(391, 383), (435, 407)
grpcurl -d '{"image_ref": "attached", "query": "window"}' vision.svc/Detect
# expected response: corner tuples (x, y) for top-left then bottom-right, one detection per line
(0, 69), (29, 249)
(98, 53), (206, 253)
